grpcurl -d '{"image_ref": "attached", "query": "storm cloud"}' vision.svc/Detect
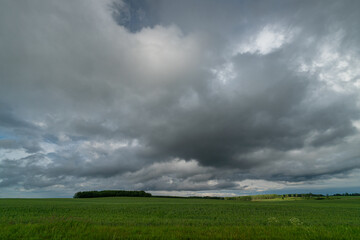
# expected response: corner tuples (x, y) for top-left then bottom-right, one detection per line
(1, 0), (360, 197)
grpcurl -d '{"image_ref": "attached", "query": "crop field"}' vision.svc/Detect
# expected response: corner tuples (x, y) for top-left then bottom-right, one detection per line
(0, 197), (359, 240)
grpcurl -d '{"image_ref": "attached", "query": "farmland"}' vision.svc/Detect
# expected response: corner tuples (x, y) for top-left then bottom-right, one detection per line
(0, 197), (359, 239)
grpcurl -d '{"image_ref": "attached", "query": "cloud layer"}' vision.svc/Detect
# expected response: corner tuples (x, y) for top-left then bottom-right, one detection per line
(1, 0), (360, 197)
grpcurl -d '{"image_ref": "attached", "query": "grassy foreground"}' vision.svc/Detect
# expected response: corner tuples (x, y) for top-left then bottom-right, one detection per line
(0, 197), (359, 239)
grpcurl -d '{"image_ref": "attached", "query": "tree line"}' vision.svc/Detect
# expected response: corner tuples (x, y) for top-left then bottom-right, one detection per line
(224, 192), (360, 201)
(73, 190), (152, 198)
(333, 193), (360, 196)
(73, 191), (360, 199)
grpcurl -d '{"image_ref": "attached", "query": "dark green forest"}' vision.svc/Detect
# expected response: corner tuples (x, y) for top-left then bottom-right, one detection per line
(73, 190), (152, 198)
(73, 190), (360, 199)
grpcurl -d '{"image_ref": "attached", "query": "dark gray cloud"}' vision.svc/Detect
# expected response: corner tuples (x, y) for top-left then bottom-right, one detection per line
(1, 0), (360, 197)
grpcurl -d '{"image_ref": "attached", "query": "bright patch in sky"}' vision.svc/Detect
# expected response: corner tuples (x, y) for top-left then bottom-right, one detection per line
(234, 25), (296, 55)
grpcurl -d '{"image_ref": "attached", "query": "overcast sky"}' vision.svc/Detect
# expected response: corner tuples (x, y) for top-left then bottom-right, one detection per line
(1, 0), (360, 197)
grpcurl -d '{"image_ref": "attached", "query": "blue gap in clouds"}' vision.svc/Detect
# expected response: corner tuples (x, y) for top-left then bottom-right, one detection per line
(111, 0), (159, 32)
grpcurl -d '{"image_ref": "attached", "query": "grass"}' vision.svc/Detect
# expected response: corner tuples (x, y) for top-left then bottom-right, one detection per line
(0, 197), (359, 239)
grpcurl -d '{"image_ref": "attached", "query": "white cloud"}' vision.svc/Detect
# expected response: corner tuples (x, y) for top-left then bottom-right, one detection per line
(236, 179), (287, 192)
(211, 61), (236, 84)
(132, 25), (200, 81)
(234, 24), (297, 55)
(297, 29), (360, 93)
(0, 148), (30, 162)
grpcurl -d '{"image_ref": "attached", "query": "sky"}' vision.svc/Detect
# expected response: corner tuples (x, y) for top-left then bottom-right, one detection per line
(1, 0), (360, 198)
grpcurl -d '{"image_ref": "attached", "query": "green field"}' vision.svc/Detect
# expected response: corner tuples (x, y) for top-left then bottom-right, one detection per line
(0, 197), (359, 239)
